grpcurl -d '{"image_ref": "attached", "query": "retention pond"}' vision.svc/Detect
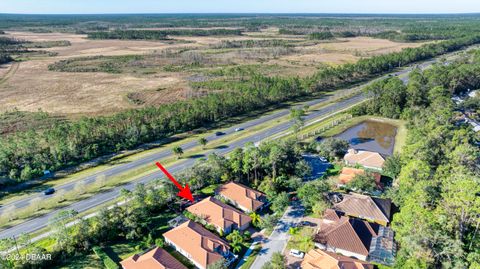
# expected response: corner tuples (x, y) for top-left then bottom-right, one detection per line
(335, 120), (397, 156)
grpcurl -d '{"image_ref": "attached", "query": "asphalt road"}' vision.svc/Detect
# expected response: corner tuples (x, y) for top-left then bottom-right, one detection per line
(250, 202), (305, 269)
(0, 47), (466, 239)
(0, 91), (339, 213)
(0, 92), (365, 239)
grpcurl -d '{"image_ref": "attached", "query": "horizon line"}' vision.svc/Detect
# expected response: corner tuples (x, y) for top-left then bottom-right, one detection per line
(1, 12), (480, 16)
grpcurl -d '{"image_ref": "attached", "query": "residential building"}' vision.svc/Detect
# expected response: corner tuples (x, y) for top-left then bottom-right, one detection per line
(120, 247), (187, 269)
(313, 209), (379, 261)
(338, 167), (382, 189)
(344, 149), (385, 171)
(186, 196), (252, 234)
(301, 249), (373, 269)
(163, 220), (235, 269)
(333, 193), (391, 226)
(215, 182), (267, 212)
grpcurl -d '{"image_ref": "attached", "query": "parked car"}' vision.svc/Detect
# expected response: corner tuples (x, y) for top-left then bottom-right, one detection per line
(44, 188), (55, 195)
(235, 127), (244, 132)
(215, 131), (225, 136)
(289, 249), (305, 259)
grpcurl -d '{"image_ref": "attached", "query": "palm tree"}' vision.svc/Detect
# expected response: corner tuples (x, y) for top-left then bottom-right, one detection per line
(172, 146), (184, 159)
(249, 212), (262, 227)
(226, 230), (244, 253)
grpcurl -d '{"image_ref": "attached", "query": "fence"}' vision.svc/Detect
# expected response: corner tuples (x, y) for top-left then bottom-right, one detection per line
(299, 114), (353, 140)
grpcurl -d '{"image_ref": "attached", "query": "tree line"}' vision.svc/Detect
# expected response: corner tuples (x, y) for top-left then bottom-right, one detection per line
(2, 35), (480, 183)
(308, 32), (335, 40)
(87, 29), (242, 40)
(0, 37), (22, 64)
(212, 39), (293, 49)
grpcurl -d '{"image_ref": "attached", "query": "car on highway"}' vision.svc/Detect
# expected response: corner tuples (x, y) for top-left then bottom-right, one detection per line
(235, 127), (244, 132)
(215, 131), (225, 136)
(43, 188), (55, 195)
(289, 249), (305, 259)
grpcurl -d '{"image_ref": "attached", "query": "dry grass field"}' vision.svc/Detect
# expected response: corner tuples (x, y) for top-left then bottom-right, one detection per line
(0, 29), (426, 117)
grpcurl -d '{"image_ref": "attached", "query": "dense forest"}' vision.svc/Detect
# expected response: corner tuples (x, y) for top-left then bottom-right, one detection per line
(2, 14), (480, 41)
(349, 53), (480, 268)
(1, 35), (480, 183)
(87, 29), (242, 40)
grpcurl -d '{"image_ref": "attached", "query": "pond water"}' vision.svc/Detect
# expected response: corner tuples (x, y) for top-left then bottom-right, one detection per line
(335, 120), (397, 156)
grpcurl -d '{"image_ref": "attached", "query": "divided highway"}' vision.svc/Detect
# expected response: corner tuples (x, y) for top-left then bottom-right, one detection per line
(0, 93), (365, 239)
(0, 47), (468, 239)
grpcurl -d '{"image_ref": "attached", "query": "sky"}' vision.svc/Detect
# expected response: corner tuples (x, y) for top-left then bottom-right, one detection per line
(0, 0), (479, 14)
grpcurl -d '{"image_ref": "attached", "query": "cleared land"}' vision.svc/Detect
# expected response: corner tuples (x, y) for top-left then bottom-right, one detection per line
(0, 29), (425, 117)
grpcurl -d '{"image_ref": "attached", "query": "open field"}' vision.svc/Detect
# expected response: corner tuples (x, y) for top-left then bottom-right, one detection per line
(0, 29), (426, 117)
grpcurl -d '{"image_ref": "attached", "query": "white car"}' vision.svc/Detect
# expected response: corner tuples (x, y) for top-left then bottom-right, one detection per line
(235, 127), (244, 132)
(289, 249), (305, 259)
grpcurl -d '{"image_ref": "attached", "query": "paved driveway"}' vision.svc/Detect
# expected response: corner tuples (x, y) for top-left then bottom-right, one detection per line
(250, 202), (305, 269)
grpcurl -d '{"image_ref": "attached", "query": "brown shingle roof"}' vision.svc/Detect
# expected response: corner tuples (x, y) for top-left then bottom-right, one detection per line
(163, 220), (230, 269)
(216, 182), (266, 212)
(333, 193), (390, 224)
(344, 150), (385, 170)
(120, 247), (187, 269)
(314, 209), (377, 257)
(186, 197), (252, 231)
(301, 249), (373, 269)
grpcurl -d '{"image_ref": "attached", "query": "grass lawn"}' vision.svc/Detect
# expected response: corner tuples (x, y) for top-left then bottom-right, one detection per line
(286, 226), (315, 253)
(199, 183), (220, 195)
(105, 242), (138, 261)
(56, 253), (103, 269)
(325, 163), (342, 177)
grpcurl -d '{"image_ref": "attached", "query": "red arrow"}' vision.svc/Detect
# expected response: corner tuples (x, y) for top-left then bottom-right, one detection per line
(155, 162), (194, 202)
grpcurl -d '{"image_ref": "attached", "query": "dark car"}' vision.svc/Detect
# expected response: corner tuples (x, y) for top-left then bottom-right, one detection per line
(215, 131), (225, 136)
(44, 188), (55, 195)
